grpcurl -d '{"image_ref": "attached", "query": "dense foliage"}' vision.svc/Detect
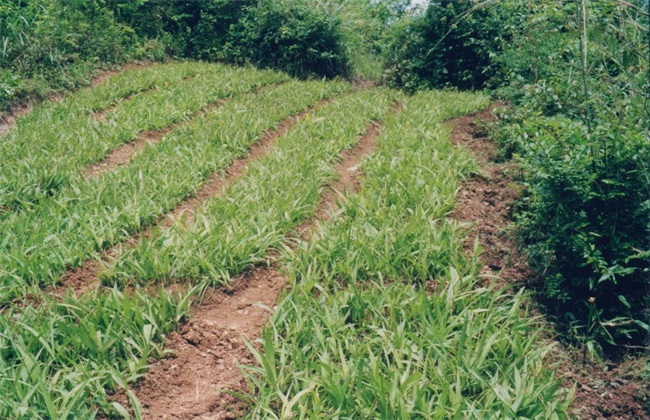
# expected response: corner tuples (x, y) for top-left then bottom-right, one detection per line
(382, 0), (526, 90)
(0, 0), (359, 108)
(494, 0), (649, 350)
(0, 0), (162, 107)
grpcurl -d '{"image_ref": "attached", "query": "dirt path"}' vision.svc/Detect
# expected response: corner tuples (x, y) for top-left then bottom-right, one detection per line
(448, 106), (649, 420)
(56, 98), (333, 297)
(448, 105), (530, 285)
(132, 118), (387, 419)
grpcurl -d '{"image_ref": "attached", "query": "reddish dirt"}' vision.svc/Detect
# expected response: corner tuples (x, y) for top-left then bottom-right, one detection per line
(448, 105), (531, 285)
(0, 105), (32, 138)
(448, 106), (649, 419)
(85, 83), (283, 178)
(135, 267), (285, 420)
(130, 117), (387, 419)
(91, 86), (159, 123)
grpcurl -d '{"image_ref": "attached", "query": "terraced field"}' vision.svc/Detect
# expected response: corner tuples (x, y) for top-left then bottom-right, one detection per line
(0, 62), (571, 418)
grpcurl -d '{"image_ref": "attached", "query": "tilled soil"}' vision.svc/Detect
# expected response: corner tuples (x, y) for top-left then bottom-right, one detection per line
(135, 266), (286, 419)
(448, 105), (649, 420)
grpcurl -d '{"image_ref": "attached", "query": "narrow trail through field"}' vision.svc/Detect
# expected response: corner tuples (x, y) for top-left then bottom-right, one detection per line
(57, 98), (332, 297)
(448, 106), (649, 420)
(132, 118), (386, 420)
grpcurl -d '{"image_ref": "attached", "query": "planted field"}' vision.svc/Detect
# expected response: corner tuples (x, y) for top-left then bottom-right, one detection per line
(0, 62), (570, 418)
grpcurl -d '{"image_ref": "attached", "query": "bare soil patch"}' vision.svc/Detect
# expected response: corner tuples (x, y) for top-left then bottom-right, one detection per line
(448, 105), (531, 285)
(136, 266), (286, 420)
(448, 106), (649, 419)
(132, 117), (387, 419)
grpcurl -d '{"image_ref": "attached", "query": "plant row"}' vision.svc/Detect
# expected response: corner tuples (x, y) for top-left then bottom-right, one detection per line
(0, 62), (288, 212)
(0, 80), (347, 304)
(242, 91), (572, 418)
(0, 285), (196, 418)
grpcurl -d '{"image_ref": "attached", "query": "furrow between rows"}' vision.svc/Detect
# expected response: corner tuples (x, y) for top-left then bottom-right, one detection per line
(100, 89), (394, 288)
(0, 88), (394, 418)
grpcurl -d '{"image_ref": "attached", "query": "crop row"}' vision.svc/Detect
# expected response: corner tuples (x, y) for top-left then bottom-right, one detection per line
(243, 91), (573, 418)
(0, 285), (195, 418)
(0, 62), (288, 211)
(0, 80), (348, 304)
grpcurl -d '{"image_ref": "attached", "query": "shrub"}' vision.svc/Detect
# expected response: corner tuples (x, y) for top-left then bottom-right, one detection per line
(383, 0), (526, 90)
(0, 0), (142, 107)
(497, 110), (649, 348)
(221, 0), (349, 78)
(494, 0), (649, 351)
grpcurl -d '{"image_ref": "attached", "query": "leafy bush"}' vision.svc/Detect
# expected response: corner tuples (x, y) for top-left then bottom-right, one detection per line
(383, 0), (526, 90)
(498, 110), (649, 348)
(220, 0), (349, 78)
(494, 0), (649, 350)
(0, 0), (161, 108)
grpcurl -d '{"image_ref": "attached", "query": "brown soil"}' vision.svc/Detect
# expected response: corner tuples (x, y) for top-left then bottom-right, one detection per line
(135, 266), (286, 420)
(300, 120), (382, 237)
(85, 83), (282, 178)
(131, 117), (387, 419)
(448, 106), (649, 419)
(448, 105), (531, 285)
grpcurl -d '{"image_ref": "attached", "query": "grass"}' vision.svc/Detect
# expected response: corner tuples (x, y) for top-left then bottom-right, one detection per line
(0, 62), (289, 211)
(0, 65), (572, 418)
(0, 286), (195, 418)
(0, 79), (347, 304)
(241, 91), (573, 418)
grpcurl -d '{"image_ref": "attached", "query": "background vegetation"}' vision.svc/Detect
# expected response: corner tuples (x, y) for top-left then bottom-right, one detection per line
(1, 0), (647, 353)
